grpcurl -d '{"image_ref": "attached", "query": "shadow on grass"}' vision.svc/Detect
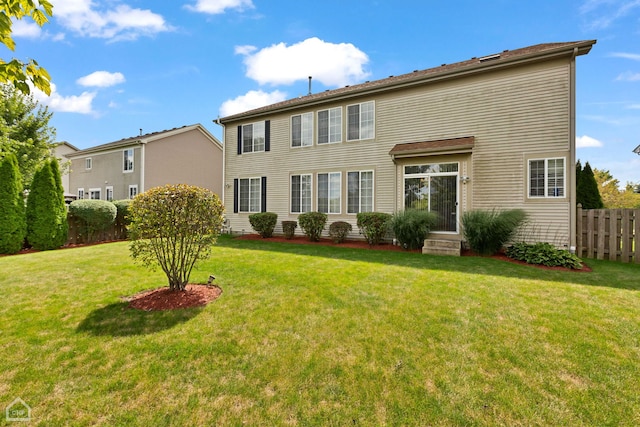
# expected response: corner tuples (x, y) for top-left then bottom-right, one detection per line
(76, 302), (203, 337)
(215, 235), (640, 292)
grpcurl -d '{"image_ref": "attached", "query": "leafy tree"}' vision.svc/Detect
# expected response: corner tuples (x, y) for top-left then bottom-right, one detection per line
(594, 168), (640, 208)
(25, 158), (67, 250)
(0, 0), (53, 95)
(0, 84), (55, 189)
(0, 153), (26, 253)
(576, 161), (603, 209)
(128, 184), (225, 291)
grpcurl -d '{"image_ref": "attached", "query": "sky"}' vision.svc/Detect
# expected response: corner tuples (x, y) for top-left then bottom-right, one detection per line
(6, 0), (640, 186)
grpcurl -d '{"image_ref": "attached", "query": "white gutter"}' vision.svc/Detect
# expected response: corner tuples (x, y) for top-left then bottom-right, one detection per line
(569, 47), (578, 250)
(214, 118), (226, 203)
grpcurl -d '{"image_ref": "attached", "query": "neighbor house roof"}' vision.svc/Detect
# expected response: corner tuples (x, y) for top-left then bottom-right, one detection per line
(218, 40), (596, 124)
(66, 123), (221, 157)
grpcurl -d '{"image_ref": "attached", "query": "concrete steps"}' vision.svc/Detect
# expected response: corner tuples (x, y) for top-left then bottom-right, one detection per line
(422, 239), (461, 256)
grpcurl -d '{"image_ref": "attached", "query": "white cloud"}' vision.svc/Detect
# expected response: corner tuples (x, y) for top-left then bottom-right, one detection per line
(185, 0), (254, 14)
(219, 89), (287, 117)
(77, 71), (125, 87)
(577, 135), (604, 148)
(32, 82), (96, 114)
(237, 37), (370, 87)
(580, 0), (640, 29)
(54, 1), (172, 41)
(11, 19), (42, 38)
(629, 104), (640, 109)
(610, 52), (640, 61)
(234, 45), (257, 55)
(616, 71), (640, 81)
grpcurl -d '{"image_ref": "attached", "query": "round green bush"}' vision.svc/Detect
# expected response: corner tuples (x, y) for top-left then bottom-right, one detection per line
(298, 212), (327, 241)
(281, 220), (297, 239)
(328, 221), (352, 243)
(248, 212), (278, 238)
(356, 212), (392, 246)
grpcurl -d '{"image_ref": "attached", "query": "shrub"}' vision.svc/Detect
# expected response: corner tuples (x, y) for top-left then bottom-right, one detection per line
(112, 199), (132, 239)
(461, 209), (527, 256)
(329, 221), (352, 243)
(128, 184), (225, 291)
(506, 242), (583, 269)
(248, 212), (278, 238)
(281, 220), (297, 239)
(0, 154), (26, 254)
(390, 209), (439, 250)
(69, 200), (117, 243)
(26, 159), (68, 250)
(298, 211), (328, 241)
(357, 212), (392, 246)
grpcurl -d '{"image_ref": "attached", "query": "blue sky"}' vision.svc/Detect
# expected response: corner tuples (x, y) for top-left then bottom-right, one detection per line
(8, 0), (640, 185)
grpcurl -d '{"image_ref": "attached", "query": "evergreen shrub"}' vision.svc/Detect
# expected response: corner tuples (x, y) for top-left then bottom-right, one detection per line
(298, 212), (328, 241)
(356, 212), (392, 246)
(248, 212), (278, 238)
(328, 221), (352, 243)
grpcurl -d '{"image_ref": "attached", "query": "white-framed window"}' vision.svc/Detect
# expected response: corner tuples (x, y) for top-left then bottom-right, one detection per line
(85, 158), (92, 170)
(291, 174), (312, 213)
(238, 177), (261, 212)
(347, 170), (374, 214)
(89, 188), (101, 200)
(291, 112), (313, 147)
(123, 149), (134, 172)
(528, 157), (565, 198)
(242, 122), (265, 153)
(347, 101), (375, 141)
(318, 107), (342, 144)
(318, 172), (341, 214)
(106, 186), (113, 201)
(128, 185), (138, 199)
(77, 188), (84, 199)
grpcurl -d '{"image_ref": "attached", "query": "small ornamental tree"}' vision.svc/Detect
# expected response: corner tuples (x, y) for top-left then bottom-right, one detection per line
(0, 153), (26, 254)
(25, 158), (67, 250)
(128, 184), (224, 291)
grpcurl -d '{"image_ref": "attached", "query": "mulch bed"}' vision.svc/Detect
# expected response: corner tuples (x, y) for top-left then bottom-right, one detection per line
(126, 284), (223, 311)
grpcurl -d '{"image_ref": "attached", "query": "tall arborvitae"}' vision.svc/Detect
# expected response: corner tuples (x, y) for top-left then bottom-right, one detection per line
(577, 161), (604, 209)
(26, 159), (68, 250)
(0, 154), (26, 254)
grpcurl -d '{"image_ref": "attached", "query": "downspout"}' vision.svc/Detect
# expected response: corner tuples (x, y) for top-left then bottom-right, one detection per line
(140, 140), (146, 193)
(569, 47), (578, 250)
(214, 118), (226, 204)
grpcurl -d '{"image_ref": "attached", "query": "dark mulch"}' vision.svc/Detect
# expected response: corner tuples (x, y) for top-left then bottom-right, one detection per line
(126, 284), (222, 311)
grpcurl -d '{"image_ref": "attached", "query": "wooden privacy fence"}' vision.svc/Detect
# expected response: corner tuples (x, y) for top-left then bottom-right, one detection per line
(66, 214), (128, 245)
(576, 205), (640, 263)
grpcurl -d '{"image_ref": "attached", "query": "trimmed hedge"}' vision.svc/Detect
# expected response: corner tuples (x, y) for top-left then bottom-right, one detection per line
(357, 212), (392, 246)
(390, 209), (438, 250)
(328, 221), (352, 243)
(112, 199), (132, 227)
(298, 212), (327, 241)
(249, 212), (278, 238)
(0, 154), (26, 254)
(281, 220), (297, 239)
(69, 200), (117, 243)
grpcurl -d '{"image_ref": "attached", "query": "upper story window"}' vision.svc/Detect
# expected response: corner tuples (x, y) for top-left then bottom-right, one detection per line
(529, 157), (565, 198)
(85, 158), (92, 170)
(291, 112), (313, 147)
(123, 149), (134, 172)
(318, 107), (342, 144)
(291, 174), (312, 213)
(242, 122), (265, 153)
(318, 172), (341, 214)
(347, 101), (375, 141)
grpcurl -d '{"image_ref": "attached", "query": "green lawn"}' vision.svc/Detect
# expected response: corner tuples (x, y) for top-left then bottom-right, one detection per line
(1, 236), (639, 426)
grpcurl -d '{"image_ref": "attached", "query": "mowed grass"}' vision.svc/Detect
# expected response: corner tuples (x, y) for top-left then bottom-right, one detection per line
(1, 236), (639, 426)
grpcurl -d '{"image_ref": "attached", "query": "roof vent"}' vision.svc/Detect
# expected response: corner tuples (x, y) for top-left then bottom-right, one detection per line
(479, 53), (501, 62)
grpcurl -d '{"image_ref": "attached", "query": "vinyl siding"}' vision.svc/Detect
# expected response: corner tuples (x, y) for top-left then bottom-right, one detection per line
(224, 57), (574, 244)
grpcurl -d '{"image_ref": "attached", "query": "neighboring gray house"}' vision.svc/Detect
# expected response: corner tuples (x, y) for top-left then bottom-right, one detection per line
(67, 124), (223, 201)
(217, 40), (596, 251)
(52, 141), (79, 202)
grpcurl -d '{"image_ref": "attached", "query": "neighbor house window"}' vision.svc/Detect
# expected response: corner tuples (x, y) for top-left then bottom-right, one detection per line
(238, 177), (262, 212)
(106, 186), (113, 201)
(128, 185), (138, 199)
(529, 157), (565, 198)
(85, 158), (92, 170)
(89, 188), (101, 200)
(291, 112), (313, 147)
(347, 171), (373, 213)
(291, 174), (312, 213)
(242, 122), (265, 153)
(77, 188), (84, 199)
(318, 172), (341, 214)
(347, 101), (374, 141)
(123, 149), (134, 172)
(318, 107), (342, 144)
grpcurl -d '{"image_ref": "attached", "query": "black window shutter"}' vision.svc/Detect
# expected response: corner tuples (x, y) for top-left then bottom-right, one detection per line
(237, 126), (242, 155)
(261, 176), (267, 212)
(233, 179), (239, 213)
(265, 120), (270, 152)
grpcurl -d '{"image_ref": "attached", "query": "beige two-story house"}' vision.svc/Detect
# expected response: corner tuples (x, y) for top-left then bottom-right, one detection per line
(67, 124), (223, 201)
(217, 40), (596, 249)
